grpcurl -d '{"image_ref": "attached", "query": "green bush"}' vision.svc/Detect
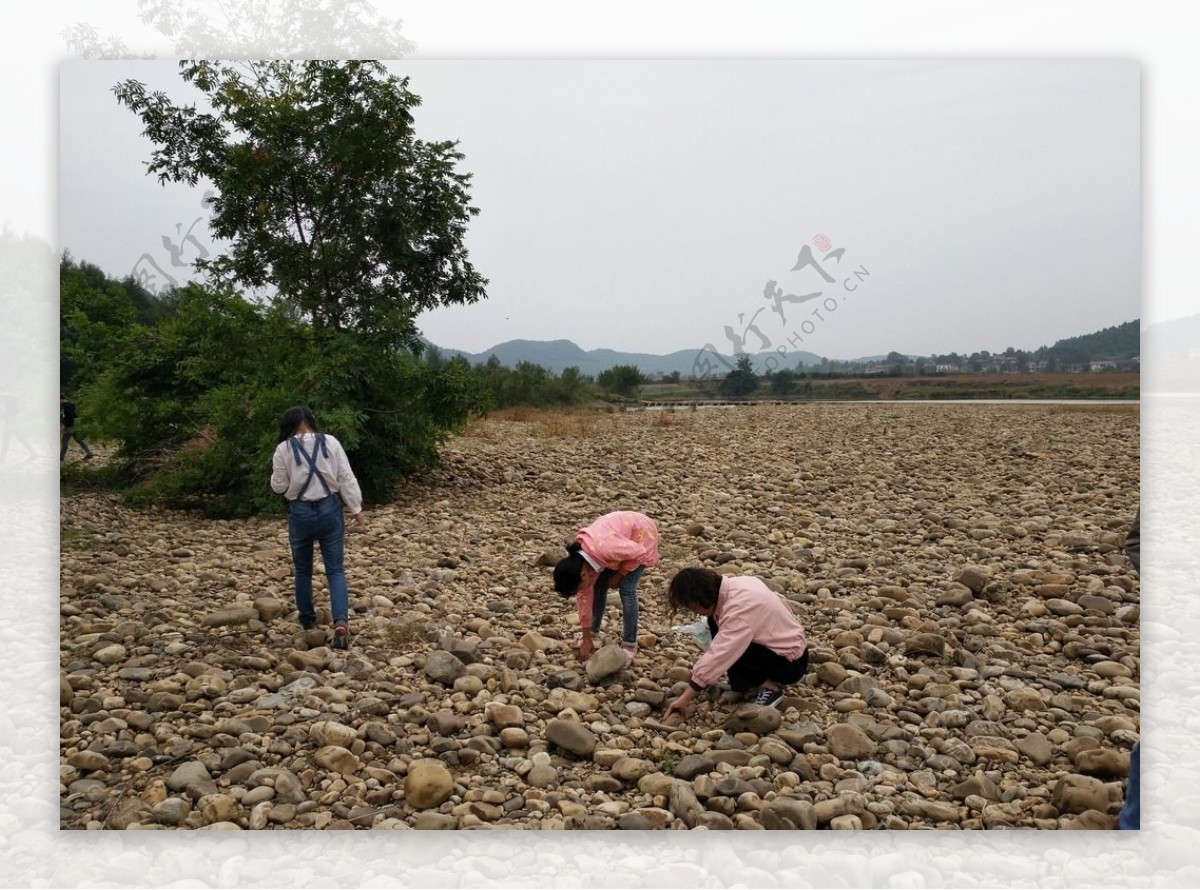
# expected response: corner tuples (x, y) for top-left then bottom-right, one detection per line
(79, 283), (485, 516)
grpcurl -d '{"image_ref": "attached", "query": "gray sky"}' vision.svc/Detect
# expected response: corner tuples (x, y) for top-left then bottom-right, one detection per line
(59, 59), (1139, 360)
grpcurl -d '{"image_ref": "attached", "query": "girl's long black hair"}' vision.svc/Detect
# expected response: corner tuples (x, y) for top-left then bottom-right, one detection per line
(553, 542), (586, 597)
(277, 405), (320, 444)
(554, 542), (615, 598)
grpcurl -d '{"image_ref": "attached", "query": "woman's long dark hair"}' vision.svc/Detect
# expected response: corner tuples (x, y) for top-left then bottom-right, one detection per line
(278, 406), (320, 444)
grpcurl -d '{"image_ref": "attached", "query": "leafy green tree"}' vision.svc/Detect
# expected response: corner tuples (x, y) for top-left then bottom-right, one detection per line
(720, 355), (758, 397)
(114, 60), (486, 351)
(77, 60), (492, 515)
(59, 255), (178, 392)
(468, 358), (593, 409)
(549, 366), (592, 405)
(597, 364), (646, 398)
(79, 280), (484, 515)
(769, 367), (798, 396)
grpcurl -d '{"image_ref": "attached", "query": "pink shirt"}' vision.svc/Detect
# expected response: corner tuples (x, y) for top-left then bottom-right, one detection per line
(690, 575), (808, 689)
(574, 511), (660, 632)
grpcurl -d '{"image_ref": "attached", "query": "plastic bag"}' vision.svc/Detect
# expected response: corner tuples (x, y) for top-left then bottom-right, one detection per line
(672, 618), (711, 650)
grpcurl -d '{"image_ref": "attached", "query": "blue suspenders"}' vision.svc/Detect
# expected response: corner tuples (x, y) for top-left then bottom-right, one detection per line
(289, 434), (332, 500)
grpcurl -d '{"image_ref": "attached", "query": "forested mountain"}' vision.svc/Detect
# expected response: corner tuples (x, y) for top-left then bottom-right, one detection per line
(1045, 320), (1139, 366)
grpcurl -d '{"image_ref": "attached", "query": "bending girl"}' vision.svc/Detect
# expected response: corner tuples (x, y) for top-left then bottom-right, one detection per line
(553, 511), (660, 663)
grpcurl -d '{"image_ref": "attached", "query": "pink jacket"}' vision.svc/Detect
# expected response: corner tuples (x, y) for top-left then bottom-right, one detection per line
(577, 511), (661, 572)
(690, 575), (807, 689)
(575, 511), (660, 632)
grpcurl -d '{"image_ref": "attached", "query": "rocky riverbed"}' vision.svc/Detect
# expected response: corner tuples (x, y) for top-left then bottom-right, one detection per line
(60, 403), (1140, 830)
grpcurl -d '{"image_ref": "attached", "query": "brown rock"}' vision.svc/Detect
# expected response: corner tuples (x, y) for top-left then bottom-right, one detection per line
(405, 760), (455, 809)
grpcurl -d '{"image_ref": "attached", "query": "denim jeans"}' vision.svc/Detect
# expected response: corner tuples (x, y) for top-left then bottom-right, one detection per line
(591, 565), (644, 646)
(288, 494), (349, 625)
(1119, 742), (1140, 829)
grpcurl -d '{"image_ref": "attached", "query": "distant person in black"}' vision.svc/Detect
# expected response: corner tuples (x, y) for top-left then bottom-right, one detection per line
(59, 394), (94, 462)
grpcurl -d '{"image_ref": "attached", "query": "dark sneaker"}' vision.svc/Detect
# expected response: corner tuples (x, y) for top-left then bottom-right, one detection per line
(300, 618), (316, 631)
(753, 687), (783, 708)
(332, 622), (350, 650)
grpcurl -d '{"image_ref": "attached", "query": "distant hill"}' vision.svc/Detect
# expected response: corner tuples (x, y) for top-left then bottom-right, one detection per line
(431, 338), (825, 376)
(429, 319), (1141, 377)
(1044, 320), (1140, 365)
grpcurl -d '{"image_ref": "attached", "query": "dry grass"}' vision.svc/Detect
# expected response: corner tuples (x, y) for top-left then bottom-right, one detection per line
(473, 407), (614, 439)
(466, 405), (700, 442)
(489, 407), (542, 423)
(535, 410), (610, 439)
(649, 409), (688, 428)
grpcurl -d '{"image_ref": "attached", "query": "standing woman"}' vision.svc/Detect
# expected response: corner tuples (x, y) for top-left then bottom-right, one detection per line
(553, 511), (660, 663)
(270, 406), (366, 649)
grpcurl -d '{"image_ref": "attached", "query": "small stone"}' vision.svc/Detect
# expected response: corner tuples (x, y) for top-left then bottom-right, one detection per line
(488, 704), (524, 730)
(313, 746), (361, 775)
(724, 704), (782, 735)
(611, 757), (654, 782)
(527, 764), (558, 788)
(761, 797), (816, 830)
(93, 644), (127, 665)
(618, 812), (654, 829)
(414, 812), (458, 830)
(197, 793), (243, 824)
(67, 750), (110, 772)
(152, 798), (191, 825)
(1075, 748), (1129, 779)
(166, 761), (211, 793)
(668, 781), (704, 828)
(546, 719), (597, 757)
(405, 760), (455, 809)
(954, 566), (992, 593)
(673, 753), (716, 780)
(201, 607), (258, 628)
(518, 631), (555, 653)
(1052, 775), (1110, 815)
(905, 633), (946, 657)
(424, 651), (467, 685)
(586, 645), (630, 683)
(1015, 732), (1055, 766)
(826, 724), (876, 760)
(830, 814), (863, 830)
(309, 721), (357, 749)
